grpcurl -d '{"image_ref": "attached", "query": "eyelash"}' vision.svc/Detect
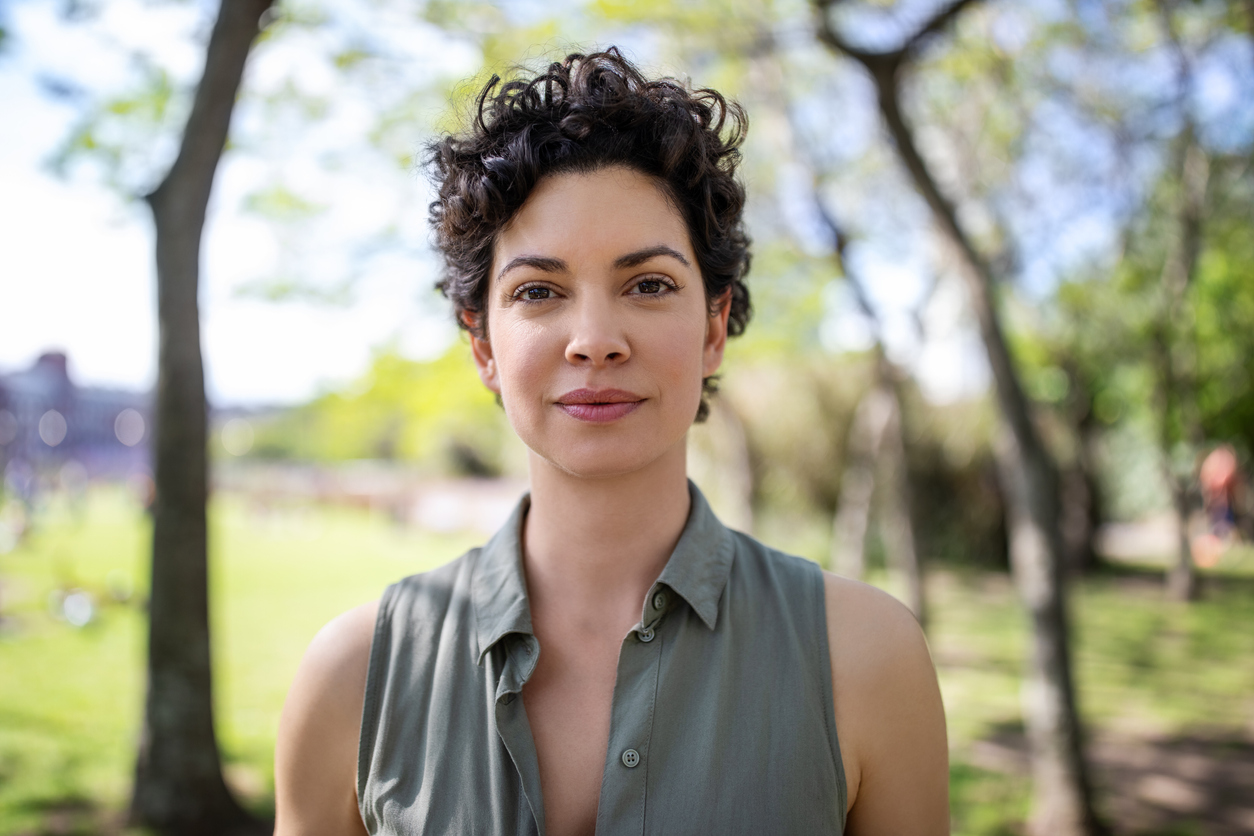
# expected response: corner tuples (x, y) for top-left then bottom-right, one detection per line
(510, 276), (679, 302)
(513, 283), (555, 302)
(630, 276), (679, 296)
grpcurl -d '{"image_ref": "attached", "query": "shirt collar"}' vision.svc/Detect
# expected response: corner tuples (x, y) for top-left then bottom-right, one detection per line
(472, 493), (534, 666)
(471, 481), (735, 665)
(654, 481), (735, 630)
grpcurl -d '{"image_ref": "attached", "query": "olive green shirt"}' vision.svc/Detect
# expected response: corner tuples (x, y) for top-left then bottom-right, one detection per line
(358, 482), (847, 834)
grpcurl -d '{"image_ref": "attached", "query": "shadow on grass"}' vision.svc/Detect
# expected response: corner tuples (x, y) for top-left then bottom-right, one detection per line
(1087, 561), (1254, 598)
(11, 793), (275, 836)
(14, 794), (110, 836)
(958, 722), (1254, 836)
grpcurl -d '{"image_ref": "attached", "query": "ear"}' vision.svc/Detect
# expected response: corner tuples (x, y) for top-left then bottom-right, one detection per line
(466, 316), (501, 394)
(703, 288), (732, 378)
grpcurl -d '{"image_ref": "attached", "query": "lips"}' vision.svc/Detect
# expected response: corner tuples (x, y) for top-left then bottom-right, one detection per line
(555, 388), (645, 423)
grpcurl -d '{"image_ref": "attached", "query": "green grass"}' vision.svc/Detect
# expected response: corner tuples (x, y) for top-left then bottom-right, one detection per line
(3, 487), (1253, 834)
(0, 487), (479, 833)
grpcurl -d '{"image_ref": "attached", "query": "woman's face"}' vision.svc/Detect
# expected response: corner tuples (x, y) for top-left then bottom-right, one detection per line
(471, 166), (730, 480)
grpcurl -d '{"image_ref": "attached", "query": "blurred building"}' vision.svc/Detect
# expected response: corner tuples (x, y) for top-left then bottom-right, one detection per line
(0, 351), (151, 482)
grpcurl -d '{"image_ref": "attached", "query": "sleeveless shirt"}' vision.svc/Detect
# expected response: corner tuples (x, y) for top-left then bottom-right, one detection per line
(358, 482), (847, 834)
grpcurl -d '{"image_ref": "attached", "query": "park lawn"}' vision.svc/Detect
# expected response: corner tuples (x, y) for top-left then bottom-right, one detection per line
(2, 486), (1253, 834)
(0, 486), (479, 834)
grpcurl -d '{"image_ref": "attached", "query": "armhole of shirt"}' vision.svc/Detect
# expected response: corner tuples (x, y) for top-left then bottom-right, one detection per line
(357, 580), (400, 818)
(812, 562), (849, 828)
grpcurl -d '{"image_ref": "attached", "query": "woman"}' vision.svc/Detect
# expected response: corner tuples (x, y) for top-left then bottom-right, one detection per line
(275, 49), (948, 835)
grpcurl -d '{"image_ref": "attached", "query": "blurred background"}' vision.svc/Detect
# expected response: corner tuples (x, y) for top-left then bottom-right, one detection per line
(1, 0), (1253, 833)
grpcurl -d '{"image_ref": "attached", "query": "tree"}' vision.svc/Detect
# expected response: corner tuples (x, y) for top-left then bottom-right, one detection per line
(812, 1), (1105, 832)
(1147, 0), (1208, 601)
(814, 200), (928, 626)
(129, 0), (274, 831)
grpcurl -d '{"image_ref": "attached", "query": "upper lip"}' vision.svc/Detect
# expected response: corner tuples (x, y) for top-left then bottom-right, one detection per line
(556, 388), (644, 405)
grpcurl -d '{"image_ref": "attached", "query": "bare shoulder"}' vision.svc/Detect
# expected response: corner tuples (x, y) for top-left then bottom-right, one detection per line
(823, 573), (929, 665)
(274, 599), (380, 836)
(822, 573), (949, 835)
(300, 599), (380, 687)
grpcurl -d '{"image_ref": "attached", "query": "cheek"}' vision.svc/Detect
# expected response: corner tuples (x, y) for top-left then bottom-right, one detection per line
(650, 313), (710, 389)
(490, 319), (554, 406)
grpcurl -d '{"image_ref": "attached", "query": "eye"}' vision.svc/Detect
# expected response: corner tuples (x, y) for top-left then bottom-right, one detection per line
(512, 283), (554, 302)
(631, 276), (676, 296)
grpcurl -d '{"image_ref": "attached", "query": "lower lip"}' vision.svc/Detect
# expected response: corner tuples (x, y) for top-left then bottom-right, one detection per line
(557, 401), (643, 423)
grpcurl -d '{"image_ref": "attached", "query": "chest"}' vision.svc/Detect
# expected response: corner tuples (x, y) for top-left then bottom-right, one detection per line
(522, 630), (623, 836)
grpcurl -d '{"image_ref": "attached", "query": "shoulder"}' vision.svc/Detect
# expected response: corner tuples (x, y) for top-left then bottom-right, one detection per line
(727, 529), (825, 590)
(822, 573), (930, 673)
(275, 600), (379, 836)
(822, 573), (949, 833)
(293, 599), (381, 704)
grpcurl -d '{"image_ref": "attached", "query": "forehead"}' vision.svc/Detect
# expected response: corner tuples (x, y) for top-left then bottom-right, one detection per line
(491, 167), (695, 275)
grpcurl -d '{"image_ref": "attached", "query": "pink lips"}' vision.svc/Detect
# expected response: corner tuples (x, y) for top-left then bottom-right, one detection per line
(556, 388), (645, 423)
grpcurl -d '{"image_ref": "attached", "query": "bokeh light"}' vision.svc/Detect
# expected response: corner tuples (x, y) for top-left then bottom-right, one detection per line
(38, 409), (67, 446)
(221, 417), (255, 457)
(114, 408), (145, 447)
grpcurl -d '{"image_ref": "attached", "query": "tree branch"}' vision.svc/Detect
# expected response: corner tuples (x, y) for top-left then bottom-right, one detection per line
(903, 0), (982, 56)
(147, 0), (274, 219)
(813, 0), (985, 79)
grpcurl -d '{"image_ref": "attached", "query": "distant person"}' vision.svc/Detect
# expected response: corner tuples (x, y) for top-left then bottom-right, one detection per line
(1200, 445), (1241, 539)
(275, 49), (948, 835)
(1193, 445), (1244, 568)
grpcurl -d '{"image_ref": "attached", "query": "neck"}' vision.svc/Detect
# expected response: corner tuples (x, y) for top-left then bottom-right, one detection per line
(522, 438), (692, 629)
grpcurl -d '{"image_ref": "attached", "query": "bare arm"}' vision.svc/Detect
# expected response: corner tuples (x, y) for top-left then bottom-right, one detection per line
(824, 573), (949, 835)
(274, 600), (380, 836)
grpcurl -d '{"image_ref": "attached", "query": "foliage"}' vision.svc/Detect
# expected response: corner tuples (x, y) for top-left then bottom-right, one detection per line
(240, 341), (512, 475)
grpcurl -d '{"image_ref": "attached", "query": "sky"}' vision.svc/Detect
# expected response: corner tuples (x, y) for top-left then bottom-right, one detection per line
(0, 0), (994, 407)
(0, 0), (473, 406)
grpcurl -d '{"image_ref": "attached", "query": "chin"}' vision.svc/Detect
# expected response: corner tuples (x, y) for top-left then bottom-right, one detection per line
(539, 442), (663, 481)
(525, 426), (689, 481)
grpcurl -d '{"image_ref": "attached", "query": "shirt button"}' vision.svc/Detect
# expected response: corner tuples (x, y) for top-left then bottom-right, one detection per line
(621, 748), (640, 768)
(638, 626), (655, 643)
(652, 591), (667, 611)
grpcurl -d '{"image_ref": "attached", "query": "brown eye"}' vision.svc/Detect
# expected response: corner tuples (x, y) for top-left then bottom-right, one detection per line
(524, 287), (552, 300)
(637, 279), (663, 294)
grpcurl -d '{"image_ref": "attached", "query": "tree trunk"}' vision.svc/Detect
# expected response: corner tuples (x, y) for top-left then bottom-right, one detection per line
(830, 384), (893, 579)
(812, 2), (1106, 830)
(130, 1), (273, 832)
(1245, 1), (1254, 64)
(829, 372), (926, 626)
(1152, 124), (1208, 601)
(877, 379), (926, 627)
(1060, 374), (1103, 577)
(880, 74), (1105, 836)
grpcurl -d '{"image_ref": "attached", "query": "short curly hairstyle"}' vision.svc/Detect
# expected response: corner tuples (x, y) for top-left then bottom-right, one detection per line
(428, 48), (752, 421)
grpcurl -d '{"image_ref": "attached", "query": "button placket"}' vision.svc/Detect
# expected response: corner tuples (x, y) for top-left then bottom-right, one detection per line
(596, 616), (664, 835)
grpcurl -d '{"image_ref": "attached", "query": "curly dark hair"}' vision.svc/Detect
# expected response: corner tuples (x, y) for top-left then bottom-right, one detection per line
(428, 48), (752, 421)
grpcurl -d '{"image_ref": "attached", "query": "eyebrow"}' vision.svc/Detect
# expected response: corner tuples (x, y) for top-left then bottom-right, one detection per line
(614, 245), (691, 269)
(496, 255), (567, 282)
(496, 245), (692, 282)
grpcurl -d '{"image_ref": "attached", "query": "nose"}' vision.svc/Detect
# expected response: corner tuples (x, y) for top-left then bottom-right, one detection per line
(565, 294), (630, 367)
